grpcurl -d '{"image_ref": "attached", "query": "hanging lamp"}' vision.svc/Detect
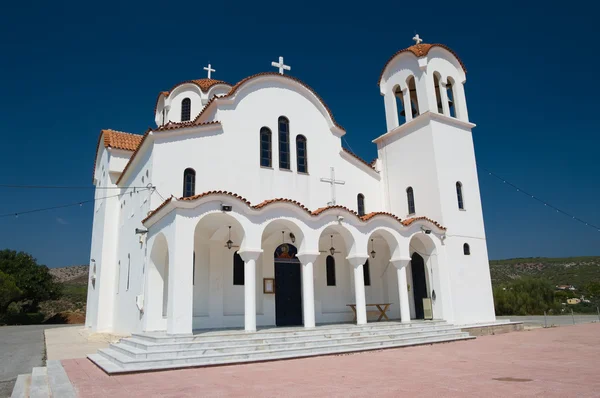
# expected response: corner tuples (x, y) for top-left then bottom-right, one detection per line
(329, 235), (336, 256)
(370, 238), (376, 259)
(226, 226), (233, 250)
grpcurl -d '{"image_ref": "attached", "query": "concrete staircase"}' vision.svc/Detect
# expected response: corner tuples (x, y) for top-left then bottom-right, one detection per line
(89, 320), (474, 374)
(11, 360), (76, 398)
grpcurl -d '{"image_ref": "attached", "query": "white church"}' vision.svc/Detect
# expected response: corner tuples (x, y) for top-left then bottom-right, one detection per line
(86, 37), (496, 338)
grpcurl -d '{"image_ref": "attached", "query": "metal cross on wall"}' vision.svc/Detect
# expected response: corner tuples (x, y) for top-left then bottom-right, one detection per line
(204, 63), (216, 79)
(320, 167), (345, 206)
(271, 56), (291, 75)
(413, 34), (423, 45)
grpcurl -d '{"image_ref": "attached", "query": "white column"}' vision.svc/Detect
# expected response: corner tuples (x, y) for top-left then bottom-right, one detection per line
(297, 253), (319, 328)
(402, 88), (413, 123)
(347, 255), (369, 325)
(238, 250), (262, 332)
(392, 258), (412, 324)
(439, 79), (450, 116)
(166, 215), (194, 335)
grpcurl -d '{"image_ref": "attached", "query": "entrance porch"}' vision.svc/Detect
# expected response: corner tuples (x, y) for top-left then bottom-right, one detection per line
(142, 192), (450, 335)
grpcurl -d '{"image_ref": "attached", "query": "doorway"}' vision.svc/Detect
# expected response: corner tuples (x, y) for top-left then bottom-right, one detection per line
(274, 244), (303, 326)
(411, 252), (428, 319)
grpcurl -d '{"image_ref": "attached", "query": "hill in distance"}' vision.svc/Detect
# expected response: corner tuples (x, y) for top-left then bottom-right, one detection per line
(489, 256), (600, 288)
(49, 264), (88, 284)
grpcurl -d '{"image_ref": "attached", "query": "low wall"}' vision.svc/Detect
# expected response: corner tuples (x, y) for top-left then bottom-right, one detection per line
(461, 322), (523, 337)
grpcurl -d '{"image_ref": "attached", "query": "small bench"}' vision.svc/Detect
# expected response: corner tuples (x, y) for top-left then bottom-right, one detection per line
(346, 303), (392, 322)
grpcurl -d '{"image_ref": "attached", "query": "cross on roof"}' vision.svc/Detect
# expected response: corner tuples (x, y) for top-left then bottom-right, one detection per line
(320, 167), (345, 206)
(271, 56), (291, 75)
(203, 63), (216, 79)
(413, 34), (423, 45)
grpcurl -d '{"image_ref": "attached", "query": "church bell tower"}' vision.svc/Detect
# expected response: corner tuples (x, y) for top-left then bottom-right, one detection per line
(374, 36), (495, 323)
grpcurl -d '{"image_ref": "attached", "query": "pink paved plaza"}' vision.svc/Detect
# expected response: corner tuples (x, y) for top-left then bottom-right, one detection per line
(63, 323), (600, 397)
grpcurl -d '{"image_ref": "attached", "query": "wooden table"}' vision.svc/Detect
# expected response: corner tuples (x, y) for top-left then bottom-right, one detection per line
(346, 303), (392, 322)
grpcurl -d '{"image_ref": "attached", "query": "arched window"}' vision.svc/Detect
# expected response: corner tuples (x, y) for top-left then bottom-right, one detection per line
(233, 251), (244, 285)
(296, 135), (307, 173)
(406, 76), (420, 117)
(456, 182), (465, 210)
(446, 78), (456, 118)
(183, 168), (195, 198)
(181, 98), (191, 121)
(433, 73), (443, 114)
(326, 255), (336, 286)
(463, 243), (471, 255)
(406, 187), (416, 215)
(260, 127), (272, 167)
(278, 117), (290, 169)
(363, 259), (371, 286)
(394, 85), (406, 125)
(357, 194), (365, 216)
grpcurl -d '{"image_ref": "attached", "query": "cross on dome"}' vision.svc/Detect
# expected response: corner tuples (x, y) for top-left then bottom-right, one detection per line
(271, 56), (291, 75)
(412, 34), (423, 45)
(203, 63), (216, 79)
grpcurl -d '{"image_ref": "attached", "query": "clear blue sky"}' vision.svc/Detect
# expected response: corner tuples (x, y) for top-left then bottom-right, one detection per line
(0, 0), (598, 267)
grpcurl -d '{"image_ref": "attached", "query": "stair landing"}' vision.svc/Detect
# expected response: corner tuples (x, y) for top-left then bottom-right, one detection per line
(89, 320), (474, 374)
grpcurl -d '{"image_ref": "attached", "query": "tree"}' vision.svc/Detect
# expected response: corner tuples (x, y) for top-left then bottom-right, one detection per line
(0, 250), (61, 312)
(0, 270), (22, 312)
(493, 278), (561, 315)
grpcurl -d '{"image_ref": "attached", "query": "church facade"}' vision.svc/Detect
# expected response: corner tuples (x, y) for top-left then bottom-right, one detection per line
(85, 39), (496, 335)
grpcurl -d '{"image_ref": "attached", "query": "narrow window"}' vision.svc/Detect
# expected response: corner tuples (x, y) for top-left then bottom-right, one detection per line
(357, 194), (365, 216)
(278, 117), (290, 169)
(260, 127), (272, 167)
(456, 182), (465, 210)
(233, 251), (244, 285)
(447, 79), (456, 118)
(406, 76), (420, 117)
(183, 168), (196, 198)
(407, 187), (416, 215)
(116, 261), (121, 294)
(434, 73), (443, 114)
(363, 259), (371, 286)
(192, 251), (196, 285)
(126, 254), (131, 291)
(394, 85), (406, 125)
(326, 255), (336, 286)
(181, 98), (191, 121)
(296, 135), (307, 173)
(463, 243), (471, 255)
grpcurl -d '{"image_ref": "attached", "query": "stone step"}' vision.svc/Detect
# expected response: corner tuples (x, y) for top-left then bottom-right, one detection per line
(10, 374), (31, 398)
(91, 332), (473, 373)
(132, 320), (448, 344)
(122, 323), (458, 352)
(29, 367), (49, 398)
(113, 328), (464, 359)
(46, 361), (76, 398)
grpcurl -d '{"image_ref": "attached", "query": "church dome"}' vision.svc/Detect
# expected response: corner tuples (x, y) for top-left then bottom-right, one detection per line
(378, 43), (466, 84)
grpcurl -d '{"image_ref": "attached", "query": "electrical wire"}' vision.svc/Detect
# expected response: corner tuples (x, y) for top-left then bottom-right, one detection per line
(480, 166), (600, 232)
(0, 187), (152, 219)
(0, 184), (149, 190)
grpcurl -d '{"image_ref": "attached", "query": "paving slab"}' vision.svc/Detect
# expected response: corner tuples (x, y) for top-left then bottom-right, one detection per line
(44, 326), (125, 361)
(63, 323), (600, 397)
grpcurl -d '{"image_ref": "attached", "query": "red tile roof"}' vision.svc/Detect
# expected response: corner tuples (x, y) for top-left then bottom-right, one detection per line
(93, 129), (144, 182)
(102, 129), (144, 151)
(154, 79), (232, 113)
(115, 121), (220, 184)
(342, 148), (376, 170)
(142, 190), (446, 231)
(181, 72), (345, 132)
(378, 43), (467, 85)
